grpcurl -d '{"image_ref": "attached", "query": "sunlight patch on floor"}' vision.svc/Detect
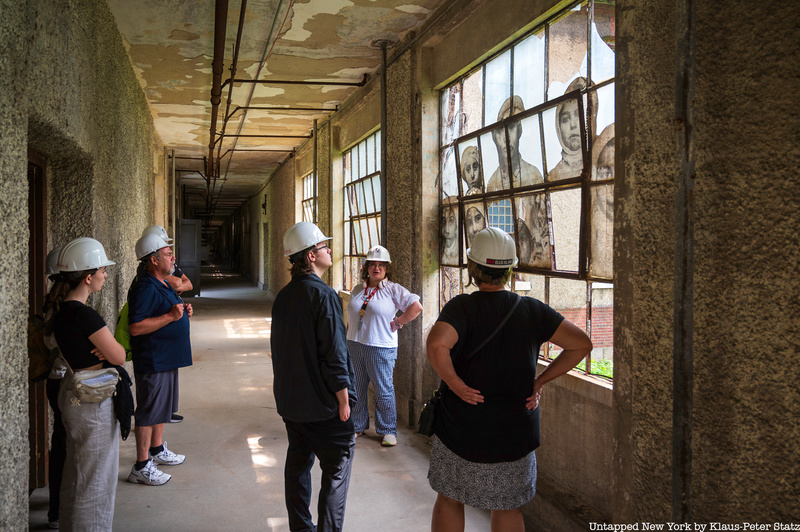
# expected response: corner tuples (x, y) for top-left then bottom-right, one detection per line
(248, 436), (279, 477)
(224, 317), (272, 338)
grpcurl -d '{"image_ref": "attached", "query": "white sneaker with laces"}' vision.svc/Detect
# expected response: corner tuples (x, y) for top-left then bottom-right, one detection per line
(382, 434), (397, 447)
(151, 440), (186, 466)
(128, 459), (171, 486)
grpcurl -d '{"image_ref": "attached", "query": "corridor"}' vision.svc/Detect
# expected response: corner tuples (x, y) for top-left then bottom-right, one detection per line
(29, 266), (491, 531)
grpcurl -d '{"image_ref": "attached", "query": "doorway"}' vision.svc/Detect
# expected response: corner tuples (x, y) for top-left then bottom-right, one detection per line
(28, 150), (48, 491)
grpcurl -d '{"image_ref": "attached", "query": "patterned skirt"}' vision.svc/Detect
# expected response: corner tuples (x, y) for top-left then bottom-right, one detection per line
(427, 436), (537, 511)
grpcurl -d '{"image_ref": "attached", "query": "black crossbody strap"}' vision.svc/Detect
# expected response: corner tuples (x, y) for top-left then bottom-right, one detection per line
(466, 293), (522, 360)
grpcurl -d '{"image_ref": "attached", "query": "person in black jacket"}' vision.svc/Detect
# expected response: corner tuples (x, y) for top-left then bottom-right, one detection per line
(271, 221), (357, 532)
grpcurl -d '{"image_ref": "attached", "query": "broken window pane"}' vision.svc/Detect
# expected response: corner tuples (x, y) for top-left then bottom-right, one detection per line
(547, 3), (588, 101)
(484, 50), (511, 128)
(591, 0), (615, 85)
(441, 85), (461, 145)
(514, 31), (546, 110)
(462, 70), (483, 134)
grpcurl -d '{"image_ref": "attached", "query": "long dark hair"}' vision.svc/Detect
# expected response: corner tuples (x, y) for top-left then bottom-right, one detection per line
(43, 269), (97, 316)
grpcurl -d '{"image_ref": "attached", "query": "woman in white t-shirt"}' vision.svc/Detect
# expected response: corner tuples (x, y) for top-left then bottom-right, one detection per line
(346, 245), (422, 446)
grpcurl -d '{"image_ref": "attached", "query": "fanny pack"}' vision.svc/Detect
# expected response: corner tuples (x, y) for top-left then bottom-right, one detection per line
(65, 360), (119, 406)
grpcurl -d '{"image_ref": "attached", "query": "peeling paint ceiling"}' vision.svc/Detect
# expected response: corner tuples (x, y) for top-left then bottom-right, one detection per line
(107, 0), (448, 232)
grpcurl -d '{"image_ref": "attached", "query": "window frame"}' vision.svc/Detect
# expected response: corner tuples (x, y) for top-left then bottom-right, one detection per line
(342, 130), (381, 289)
(436, 0), (615, 380)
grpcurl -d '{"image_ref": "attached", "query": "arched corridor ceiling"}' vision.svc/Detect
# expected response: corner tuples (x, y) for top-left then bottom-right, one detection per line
(107, 0), (449, 232)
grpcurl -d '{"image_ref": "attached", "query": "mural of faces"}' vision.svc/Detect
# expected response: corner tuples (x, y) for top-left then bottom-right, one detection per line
(464, 205), (486, 247)
(516, 195), (551, 269)
(558, 100), (581, 152)
(440, 205), (459, 264)
(487, 95), (543, 191)
(460, 145), (483, 194)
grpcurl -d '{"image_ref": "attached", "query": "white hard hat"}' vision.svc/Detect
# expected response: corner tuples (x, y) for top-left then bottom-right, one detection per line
(46, 246), (62, 275)
(57, 238), (116, 272)
(467, 227), (518, 268)
(283, 222), (331, 257)
(135, 234), (173, 261)
(142, 224), (173, 243)
(365, 245), (391, 263)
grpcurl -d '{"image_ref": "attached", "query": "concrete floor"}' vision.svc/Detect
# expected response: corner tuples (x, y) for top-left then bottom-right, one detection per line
(29, 266), (491, 531)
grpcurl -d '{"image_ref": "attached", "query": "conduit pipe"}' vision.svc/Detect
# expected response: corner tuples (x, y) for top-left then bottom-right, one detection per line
(207, 0), (230, 219)
(380, 41), (388, 245)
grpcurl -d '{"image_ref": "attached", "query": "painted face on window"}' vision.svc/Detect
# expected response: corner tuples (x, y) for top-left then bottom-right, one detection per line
(442, 207), (458, 246)
(460, 146), (482, 192)
(558, 100), (581, 152)
(465, 206), (486, 246)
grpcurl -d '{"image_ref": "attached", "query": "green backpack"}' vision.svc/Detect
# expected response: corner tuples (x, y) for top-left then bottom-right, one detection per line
(114, 302), (133, 362)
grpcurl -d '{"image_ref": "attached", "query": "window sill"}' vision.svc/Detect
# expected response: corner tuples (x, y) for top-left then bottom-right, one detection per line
(537, 359), (613, 407)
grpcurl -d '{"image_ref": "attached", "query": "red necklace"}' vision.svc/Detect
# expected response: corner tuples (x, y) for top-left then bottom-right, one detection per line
(359, 285), (379, 318)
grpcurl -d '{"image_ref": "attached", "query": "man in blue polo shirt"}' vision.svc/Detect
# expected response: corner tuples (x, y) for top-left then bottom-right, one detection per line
(140, 225), (192, 423)
(127, 234), (193, 486)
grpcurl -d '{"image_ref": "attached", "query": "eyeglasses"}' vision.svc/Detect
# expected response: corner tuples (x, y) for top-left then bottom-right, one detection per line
(368, 262), (387, 269)
(311, 244), (330, 254)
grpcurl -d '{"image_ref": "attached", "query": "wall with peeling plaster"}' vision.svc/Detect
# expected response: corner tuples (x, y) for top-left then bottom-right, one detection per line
(0, 0), (162, 526)
(222, 0), (800, 527)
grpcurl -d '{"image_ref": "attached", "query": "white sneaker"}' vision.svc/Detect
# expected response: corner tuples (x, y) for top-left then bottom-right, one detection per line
(382, 434), (397, 447)
(128, 459), (171, 486)
(151, 441), (186, 466)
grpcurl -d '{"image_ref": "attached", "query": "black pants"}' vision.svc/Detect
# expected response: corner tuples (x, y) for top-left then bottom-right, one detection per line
(283, 416), (355, 532)
(46, 378), (66, 523)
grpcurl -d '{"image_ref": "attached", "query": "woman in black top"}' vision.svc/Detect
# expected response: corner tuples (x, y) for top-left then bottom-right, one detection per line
(47, 237), (125, 532)
(426, 228), (592, 532)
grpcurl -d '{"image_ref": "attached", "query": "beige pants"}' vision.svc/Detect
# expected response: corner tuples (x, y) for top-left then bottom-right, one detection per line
(58, 380), (120, 532)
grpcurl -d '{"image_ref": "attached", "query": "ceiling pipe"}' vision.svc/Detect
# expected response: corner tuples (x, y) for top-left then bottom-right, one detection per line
(225, 105), (337, 121)
(210, 0), (292, 223)
(379, 40), (388, 246)
(207, 0), (230, 181)
(222, 74), (368, 88)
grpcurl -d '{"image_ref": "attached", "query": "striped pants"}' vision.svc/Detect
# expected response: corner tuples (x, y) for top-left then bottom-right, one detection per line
(348, 341), (397, 435)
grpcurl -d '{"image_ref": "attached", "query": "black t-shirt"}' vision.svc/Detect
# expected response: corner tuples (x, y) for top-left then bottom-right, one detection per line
(434, 290), (564, 463)
(52, 301), (107, 371)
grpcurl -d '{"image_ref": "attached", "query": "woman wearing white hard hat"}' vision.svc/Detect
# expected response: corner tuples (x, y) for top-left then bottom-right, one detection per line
(46, 237), (126, 531)
(425, 227), (592, 531)
(345, 245), (423, 446)
(42, 246), (68, 529)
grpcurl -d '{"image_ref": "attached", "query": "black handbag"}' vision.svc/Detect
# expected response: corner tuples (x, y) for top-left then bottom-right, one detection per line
(418, 294), (521, 436)
(418, 386), (443, 437)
